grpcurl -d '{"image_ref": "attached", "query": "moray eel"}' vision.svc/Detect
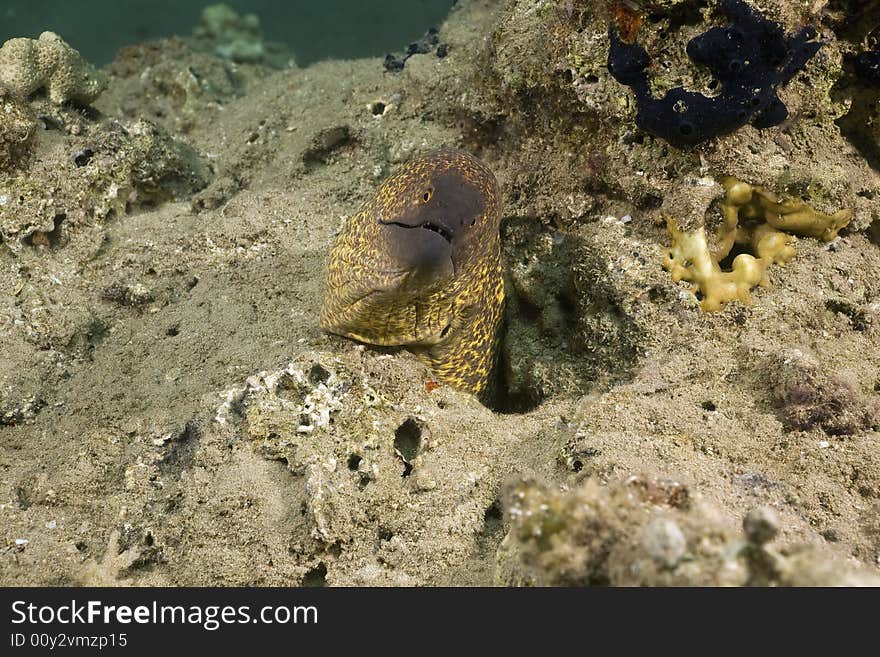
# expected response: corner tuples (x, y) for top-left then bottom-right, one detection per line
(320, 148), (504, 398)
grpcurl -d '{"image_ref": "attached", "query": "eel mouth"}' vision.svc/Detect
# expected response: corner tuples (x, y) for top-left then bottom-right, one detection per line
(378, 218), (457, 282)
(379, 219), (453, 244)
(417, 221), (453, 243)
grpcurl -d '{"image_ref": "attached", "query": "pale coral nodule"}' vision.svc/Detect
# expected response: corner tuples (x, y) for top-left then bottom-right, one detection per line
(0, 31), (107, 105)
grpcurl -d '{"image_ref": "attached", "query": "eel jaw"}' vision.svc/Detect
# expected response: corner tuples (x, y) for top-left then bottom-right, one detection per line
(378, 220), (456, 284)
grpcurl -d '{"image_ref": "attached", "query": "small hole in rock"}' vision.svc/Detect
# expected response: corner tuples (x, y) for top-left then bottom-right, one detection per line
(702, 401), (716, 411)
(347, 454), (362, 471)
(308, 363), (331, 385)
(717, 241), (752, 272)
(73, 148), (93, 167)
(303, 563), (327, 587)
(370, 101), (386, 116)
(394, 418), (422, 464)
(24, 214), (66, 249)
(482, 500), (503, 536)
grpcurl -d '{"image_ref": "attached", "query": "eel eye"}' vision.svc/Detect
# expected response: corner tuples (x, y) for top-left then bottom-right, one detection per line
(421, 187), (433, 203)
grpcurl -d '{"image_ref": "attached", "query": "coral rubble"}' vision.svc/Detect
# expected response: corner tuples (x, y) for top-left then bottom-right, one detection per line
(769, 349), (880, 436)
(192, 4), (265, 63)
(0, 31), (107, 105)
(607, 0), (822, 147)
(0, 90), (37, 169)
(498, 476), (880, 586)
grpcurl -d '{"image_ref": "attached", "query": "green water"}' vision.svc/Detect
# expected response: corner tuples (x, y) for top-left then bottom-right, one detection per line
(0, 0), (456, 65)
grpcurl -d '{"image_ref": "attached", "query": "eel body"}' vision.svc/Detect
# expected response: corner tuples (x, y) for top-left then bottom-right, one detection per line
(320, 148), (504, 397)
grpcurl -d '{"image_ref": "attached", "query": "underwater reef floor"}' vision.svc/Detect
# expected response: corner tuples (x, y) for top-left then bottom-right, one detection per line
(2, 0), (880, 585)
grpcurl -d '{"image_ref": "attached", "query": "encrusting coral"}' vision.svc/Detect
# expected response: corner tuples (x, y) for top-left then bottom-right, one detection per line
(0, 31), (107, 105)
(663, 178), (853, 312)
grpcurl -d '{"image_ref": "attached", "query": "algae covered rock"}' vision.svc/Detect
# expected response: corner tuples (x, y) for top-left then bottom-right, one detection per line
(0, 31), (107, 105)
(768, 348), (880, 436)
(497, 476), (880, 586)
(105, 37), (245, 134)
(0, 117), (211, 249)
(452, 0), (878, 236)
(0, 90), (38, 169)
(230, 352), (527, 585)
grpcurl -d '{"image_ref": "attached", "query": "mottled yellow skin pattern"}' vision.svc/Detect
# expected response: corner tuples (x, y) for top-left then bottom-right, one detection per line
(320, 148), (504, 397)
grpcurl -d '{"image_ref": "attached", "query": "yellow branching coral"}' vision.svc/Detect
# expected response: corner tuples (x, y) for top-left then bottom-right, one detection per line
(719, 177), (852, 243)
(663, 219), (770, 312)
(663, 178), (853, 312)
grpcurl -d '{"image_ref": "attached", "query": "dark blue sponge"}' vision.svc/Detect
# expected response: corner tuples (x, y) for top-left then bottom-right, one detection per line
(607, 0), (822, 148)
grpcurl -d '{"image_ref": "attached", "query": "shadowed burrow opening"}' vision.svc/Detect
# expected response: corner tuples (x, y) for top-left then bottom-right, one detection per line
(480, 499), (504, 538)
(867, 207), (880, 246)
(308, 363), (331, 385)
(24, 214), (66, 249)
(487, 217), (596, 415)
(826, 298), (871, 332)
(394, 418), (422, 477)
(347, 452), (372, 489)
(302, 562), (327, 587)
(837, 103), (880, 173)
(831, 45), (880, 172)
(158, 418), (202, 479)
(490, 344), (544, 414)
